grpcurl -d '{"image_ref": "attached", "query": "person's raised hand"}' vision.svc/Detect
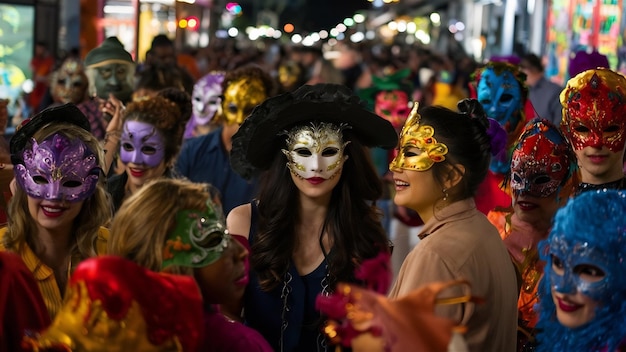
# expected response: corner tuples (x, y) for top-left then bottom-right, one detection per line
(103, 94), (125, 134)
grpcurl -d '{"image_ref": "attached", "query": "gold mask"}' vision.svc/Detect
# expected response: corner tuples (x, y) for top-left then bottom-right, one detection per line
(221, 77), (267, 125)
(389, 103), (448, 171)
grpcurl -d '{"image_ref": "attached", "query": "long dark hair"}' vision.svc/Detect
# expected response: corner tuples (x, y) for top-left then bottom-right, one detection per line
(252, 129), (389, 291)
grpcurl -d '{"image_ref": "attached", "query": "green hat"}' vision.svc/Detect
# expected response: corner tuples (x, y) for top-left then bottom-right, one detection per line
(84, 37), (133, 68)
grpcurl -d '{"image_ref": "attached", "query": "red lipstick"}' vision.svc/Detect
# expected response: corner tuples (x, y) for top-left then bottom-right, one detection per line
(307, 177), (325, 185)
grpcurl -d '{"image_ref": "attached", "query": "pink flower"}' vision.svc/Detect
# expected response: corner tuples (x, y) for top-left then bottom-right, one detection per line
(355, 251), (392, 294)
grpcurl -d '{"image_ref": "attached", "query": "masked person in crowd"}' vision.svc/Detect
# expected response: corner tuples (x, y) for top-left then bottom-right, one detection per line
(106, 92), (190, 213)
(227, 83), (397, 351)
(78, 37), (135, 140)
(184, 71), (225, 139)
(108, 178), (272, 351)
(560, 68), (626, 193)
(472, 61), (529, 214)
(176, 65), (276, 215)
(488, 118), (579, 351)
(388, 99), (518, 352)
(49, 58), (88, 106)
(0, 104), (111, 319)
(535, 190), (626, 352)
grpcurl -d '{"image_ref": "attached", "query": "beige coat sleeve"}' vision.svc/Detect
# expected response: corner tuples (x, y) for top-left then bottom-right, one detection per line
(389, 245), (468, 324)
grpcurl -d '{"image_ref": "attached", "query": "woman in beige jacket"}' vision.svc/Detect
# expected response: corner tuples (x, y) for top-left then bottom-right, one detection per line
(389, 99), (518, 352)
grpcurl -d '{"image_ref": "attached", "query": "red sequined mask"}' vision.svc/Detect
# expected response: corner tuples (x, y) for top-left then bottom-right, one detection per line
(511, 119), (573, 197)
(561, 69), (626, 152)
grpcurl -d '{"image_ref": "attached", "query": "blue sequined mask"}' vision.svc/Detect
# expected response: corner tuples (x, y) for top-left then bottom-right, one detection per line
(547, 234), (612, 302)
(535, 190), (626, 352)
(477, 68), (523, 133)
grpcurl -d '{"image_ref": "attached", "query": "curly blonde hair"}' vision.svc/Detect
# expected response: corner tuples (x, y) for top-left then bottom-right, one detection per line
(4, 123), (112, 259)
(108, 178), (217, 274)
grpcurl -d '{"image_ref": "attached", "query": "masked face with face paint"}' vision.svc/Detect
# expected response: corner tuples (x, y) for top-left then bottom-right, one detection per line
(389, 104), (448, 172)
(51, 58), (88, 105)
(120, 120), (165, 168)
(222, 77), (267, 126)
(162, 197), (230, 270)
(120, 120), (167, 191)
(375, 90), (411, 131)
(561, 69), (626, 185)
(476, 63), (525, 134)
(282, 122), (349, 184)
(15, 133), (101, 202)
(548, 234), (607, 326)
(510, 119), (575, 198)
(536, 190), (626, 351)
(192, 72), (225, 127)
(561, 69), (626, 153)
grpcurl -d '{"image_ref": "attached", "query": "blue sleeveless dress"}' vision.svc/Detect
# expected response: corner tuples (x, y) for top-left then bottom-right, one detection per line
(243, 202), (329, 352)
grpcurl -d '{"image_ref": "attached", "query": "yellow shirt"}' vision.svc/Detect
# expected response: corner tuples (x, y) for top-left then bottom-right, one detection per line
(0, 227), (109, 319)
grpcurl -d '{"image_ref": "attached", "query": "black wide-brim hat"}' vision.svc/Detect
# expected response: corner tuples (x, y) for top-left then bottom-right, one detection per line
(10, 103), (91, 165)
(231, 83), (398, 179)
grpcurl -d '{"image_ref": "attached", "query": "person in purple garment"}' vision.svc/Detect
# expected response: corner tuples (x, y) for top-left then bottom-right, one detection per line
(108, 177), (272, 351)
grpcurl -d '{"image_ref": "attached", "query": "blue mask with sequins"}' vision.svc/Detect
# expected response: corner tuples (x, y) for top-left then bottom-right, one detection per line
(547, 234), (612, 302)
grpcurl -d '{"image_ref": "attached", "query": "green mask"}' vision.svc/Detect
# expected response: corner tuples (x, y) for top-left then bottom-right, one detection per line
(162, 198), (229, 269)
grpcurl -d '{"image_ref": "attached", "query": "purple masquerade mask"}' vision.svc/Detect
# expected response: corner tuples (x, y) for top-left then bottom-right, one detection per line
(120, 120), (165, 168)
(15, 134), (101, 202)
(192, 72), (225, 126)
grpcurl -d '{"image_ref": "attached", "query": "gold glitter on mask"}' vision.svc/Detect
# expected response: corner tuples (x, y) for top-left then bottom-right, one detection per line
(389, 103), (448, 171)
(222, 77), (267, 125)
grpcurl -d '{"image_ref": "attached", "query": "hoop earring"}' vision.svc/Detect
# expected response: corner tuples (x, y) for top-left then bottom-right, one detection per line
(442, 188), (449, 202)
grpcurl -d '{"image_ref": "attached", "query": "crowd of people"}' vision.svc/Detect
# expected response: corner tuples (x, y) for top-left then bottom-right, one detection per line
(0, 32), (625, 352)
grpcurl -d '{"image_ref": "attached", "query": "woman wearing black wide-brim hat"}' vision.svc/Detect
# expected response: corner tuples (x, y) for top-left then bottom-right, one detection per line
(227, 83), (397, 351)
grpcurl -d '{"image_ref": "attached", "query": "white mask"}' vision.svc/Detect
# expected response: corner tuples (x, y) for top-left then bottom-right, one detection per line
(282, 122), (349, 180)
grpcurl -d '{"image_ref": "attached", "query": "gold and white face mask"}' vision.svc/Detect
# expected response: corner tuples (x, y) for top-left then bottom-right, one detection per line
(389, 103), (448, 171)
(282, 122), (349, 180)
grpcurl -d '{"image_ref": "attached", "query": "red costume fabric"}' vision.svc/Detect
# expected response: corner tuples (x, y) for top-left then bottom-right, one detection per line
(24, 256), (205, 351)
(0, 252), (50, 352)
(28, 55), (55, 113)
(475, 171), (511, 215)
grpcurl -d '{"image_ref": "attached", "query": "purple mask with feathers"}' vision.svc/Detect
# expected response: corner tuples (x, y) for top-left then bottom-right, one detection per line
(14, 134), (101, 202)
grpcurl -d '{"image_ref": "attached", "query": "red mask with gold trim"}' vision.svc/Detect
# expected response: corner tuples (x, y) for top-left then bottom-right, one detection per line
(511, 119), (575, 197)
(561, 68), (626, 152)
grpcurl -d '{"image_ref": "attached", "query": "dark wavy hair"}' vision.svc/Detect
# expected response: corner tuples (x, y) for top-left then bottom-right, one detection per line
(421, 100), (495, 202)
(251, 129), (389, 291)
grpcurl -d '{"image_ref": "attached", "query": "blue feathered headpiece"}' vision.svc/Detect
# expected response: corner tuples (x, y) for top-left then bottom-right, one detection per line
(535, 190), (626, 351)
